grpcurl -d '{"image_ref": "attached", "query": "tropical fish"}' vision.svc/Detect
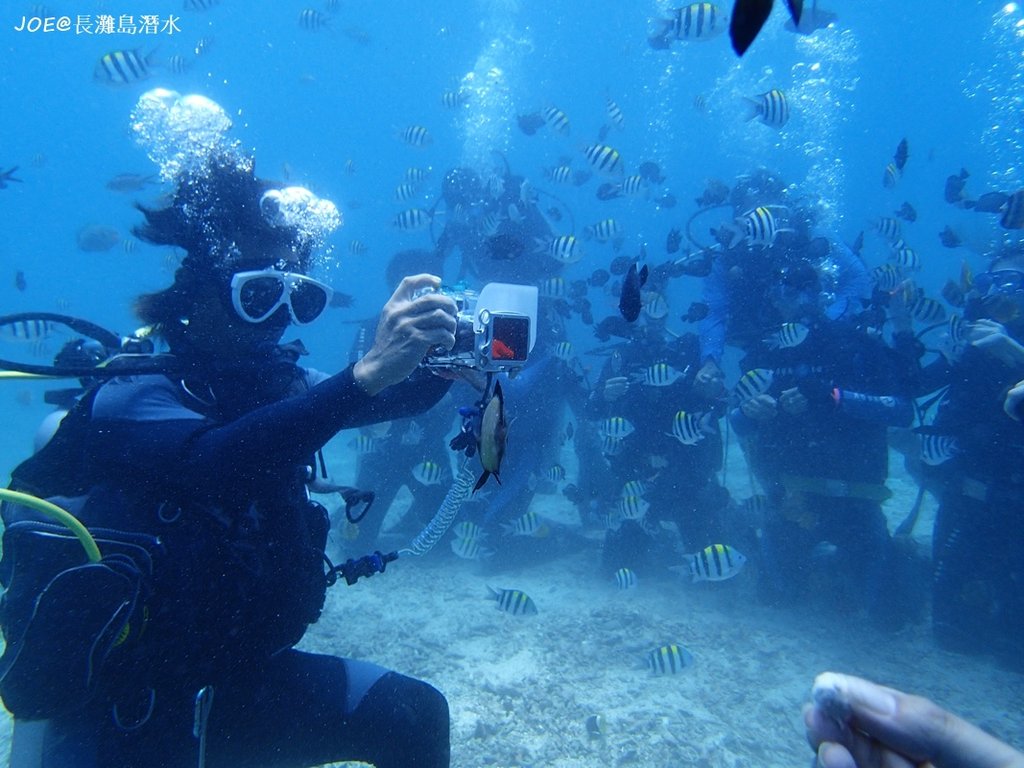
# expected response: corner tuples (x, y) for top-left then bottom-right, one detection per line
(920, 434), (958, 466)
(392, 208), (432, 231)
(635, 363), (686, 387)
(412, 460), (445, 486)
(734, 368), (773, 402)
(542, 105), (571, 135)
(474, 382), (508, 492)
(614, 568), (638, 590)
(536, 235), (583, 265)
(501, 510), (546, 536)
(488, 587), (538, 616)
(650, 2), (727, 48)
(670, 410), (714, 446)
(397, 125), (432, 148)
(582, 144), (624, 177)
(647, 643), (694, 674)
(600, 416), (635, 439)
(685, 544), (747, 582)
(764, 322), (809, 349)
(451, 535), (493, 560)
(618, 495), (650, 521)
(94, 49), (156, 85)
(618, 262), (649, 322)
(745, 89), (789, 128)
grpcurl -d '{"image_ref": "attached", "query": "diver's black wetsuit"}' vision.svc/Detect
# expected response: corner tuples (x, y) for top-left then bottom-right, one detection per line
(924, 346), (1024, 666)
(3, 351), (452, 768)
(585, 332), (728, 570)
(731, 321), (916, 622)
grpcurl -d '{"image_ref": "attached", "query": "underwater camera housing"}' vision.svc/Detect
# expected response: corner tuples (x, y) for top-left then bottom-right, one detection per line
(418, 283), (538, 373)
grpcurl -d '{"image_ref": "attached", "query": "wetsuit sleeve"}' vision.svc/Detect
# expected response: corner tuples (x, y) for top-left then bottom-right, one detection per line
(90, 367), (452, 481)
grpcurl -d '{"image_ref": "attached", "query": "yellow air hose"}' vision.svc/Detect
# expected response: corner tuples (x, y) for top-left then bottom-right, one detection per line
(0, 488), (101, 563)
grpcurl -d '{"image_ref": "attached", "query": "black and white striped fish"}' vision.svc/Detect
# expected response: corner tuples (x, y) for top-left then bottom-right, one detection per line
(543, 106), (571, 135)
(669, 2), (726, 41)
(734, 368), (773, 402)
(545, 165), (574, 185)
(0, 318), (55, 343)
(94, 49), (155, 85)
(891, 244), (920, 271)
(647, 644), (694, 675)
(739, 206), (789, 248)
(670, 410), (713, 446)
(535, 235), (583, 264)
(451, 535), (493, 560)
(685, 544), (746, 582)
(920, 434), (958, 466)
(875, 216), (902, 242)
(618, 495), (650, 521)
(585, 218), (622, 241)
(392, 208), (432, 231)
(605, 96), (625, 129)
(745, 88), (789, 128)
(488, 587), (538, 616)
(908, 296), (946, 324)
(614, 567), (638, 590)
(582, 144), (624, 177)
(871, 264), (904, 292)
(764, 322), (809, 349)
(398, 125), (432, 147)
(501, 510), (545, 536)
(634, 362), (686, 387)
(601, 416), (635, 439)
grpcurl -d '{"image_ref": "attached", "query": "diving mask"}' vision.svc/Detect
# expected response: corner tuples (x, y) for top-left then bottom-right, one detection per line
(230, 269), (333, 326)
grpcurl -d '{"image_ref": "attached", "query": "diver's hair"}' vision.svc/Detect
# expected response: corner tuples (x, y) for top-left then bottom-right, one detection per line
(132, 153), (311, 274)
(133, 266), (201, 348)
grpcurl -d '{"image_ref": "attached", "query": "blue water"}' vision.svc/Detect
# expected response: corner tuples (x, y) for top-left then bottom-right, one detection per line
(1, 0), (1023, 764)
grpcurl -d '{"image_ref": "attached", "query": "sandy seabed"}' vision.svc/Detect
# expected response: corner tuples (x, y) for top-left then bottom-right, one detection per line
(2, 442), (1022, 767)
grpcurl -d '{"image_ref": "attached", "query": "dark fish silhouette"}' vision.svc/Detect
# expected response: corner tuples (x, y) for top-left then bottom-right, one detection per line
(609, 255), (633, 276)
(939, 226), (962, 248)
(517, 112), (545, 136)
(968, 191), (1010, 214)
(944, 168), (969, 205)
(14, 270), (26, 292)
(696, 178), (730, 207)
(666, 227), (682, 254)
(783, 0), (836, 34)
(638, 161), (665, 184)
(730, 0), (803, 56)
(0, 166), (22, 190)
(619, 262), (649, 322)
(588, 268), (610, 287)
(596, 182), (622, 201)
(895, 202), (917, 222)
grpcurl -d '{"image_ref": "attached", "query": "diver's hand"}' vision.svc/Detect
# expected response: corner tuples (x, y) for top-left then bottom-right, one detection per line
(353, 275), (457, 396)
(1004, 379), (1024, 421)
(805, 672), (1024, 768)
(694, 360), (725, 399)
(779, 386), (810, 415)
(968, 320), (1024, 369)
(740, 393), (777, 420)
(603, 376), (629, 401)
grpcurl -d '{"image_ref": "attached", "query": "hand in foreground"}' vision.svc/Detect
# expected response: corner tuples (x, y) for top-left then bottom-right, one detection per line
(1004, 379), (1024, 421)
(740, 393), (777, 421)
(968, 319), (1024, 369)
(805, 672), (1024, 768)
(353, 275), (457, 396)
(694, 360), (725, 399)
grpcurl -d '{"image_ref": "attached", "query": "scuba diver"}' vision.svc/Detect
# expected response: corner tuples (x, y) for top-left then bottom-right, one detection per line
(433, 164), (562, 286)
(0, 95), (456, 768)
(727, 248), (920, 625)
(917, 247), (1024, 668)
